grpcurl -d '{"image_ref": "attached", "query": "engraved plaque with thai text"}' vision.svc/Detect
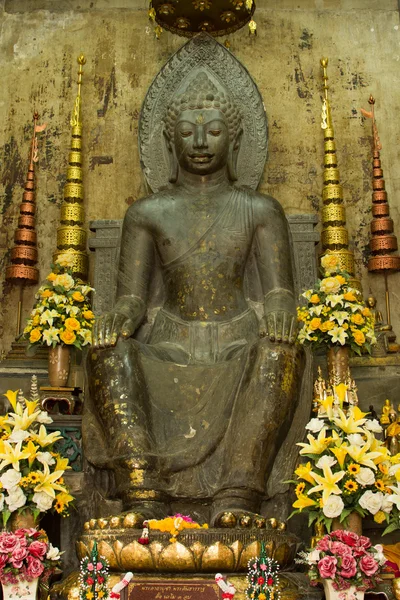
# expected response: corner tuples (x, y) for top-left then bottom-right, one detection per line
(124, 579), (222, 600)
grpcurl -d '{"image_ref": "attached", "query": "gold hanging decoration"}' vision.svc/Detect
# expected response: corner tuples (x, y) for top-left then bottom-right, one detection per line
(319, 58), (361, 291)
(54, 54), (88, 281)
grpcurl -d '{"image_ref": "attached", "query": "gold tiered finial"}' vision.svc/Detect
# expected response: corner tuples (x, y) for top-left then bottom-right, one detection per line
(54, 54), (88, 281)
(319, 58), (360, 290)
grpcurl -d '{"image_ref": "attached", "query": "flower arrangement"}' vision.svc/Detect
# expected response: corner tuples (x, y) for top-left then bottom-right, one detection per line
(23, 251), (94, 349)
(297, 253), (376, 355)
(246, 543), (280, 600)
(296, 530), (386, 592)
(144, 514), (208, 544)
(0, 528), (61, 585)
(289, 401), (400, 534)
(0, 390), (74, 526)
(79, 542), (109, 600)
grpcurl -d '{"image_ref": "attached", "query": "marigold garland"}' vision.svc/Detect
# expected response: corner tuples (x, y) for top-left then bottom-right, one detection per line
(147, 514), (208, 543)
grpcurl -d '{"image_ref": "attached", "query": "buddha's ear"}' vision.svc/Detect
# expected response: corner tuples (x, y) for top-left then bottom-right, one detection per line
(227, 127), (243, 182)
(163, 129), (179, 183)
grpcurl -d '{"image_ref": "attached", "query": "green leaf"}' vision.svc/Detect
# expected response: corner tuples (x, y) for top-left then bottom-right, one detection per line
(325, 517), (333, 533)
(2, 509), (11, 528)
(339, 508), (353, 523)
(287, 510), (299, 521)
(308, 511), (319, 527)
(382, 521), (399, 536)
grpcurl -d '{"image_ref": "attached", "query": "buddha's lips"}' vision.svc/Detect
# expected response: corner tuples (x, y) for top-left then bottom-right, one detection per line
(189, 153), (214, 163)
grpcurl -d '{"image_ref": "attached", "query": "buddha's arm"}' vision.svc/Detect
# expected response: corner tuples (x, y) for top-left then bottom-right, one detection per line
(254, 196), (297, 344)
(92, 206), (154, 348)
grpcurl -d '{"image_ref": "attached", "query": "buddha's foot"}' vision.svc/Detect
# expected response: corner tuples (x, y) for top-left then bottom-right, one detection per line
(213, 510), (287, 531)
(83, 503), (169, 532)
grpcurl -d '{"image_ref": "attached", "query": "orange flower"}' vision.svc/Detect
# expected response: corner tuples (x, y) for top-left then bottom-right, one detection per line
(335, 275), (346, 285)
(344, 291), (356, 302)
(351, 313), (365, 325)
(362, 307), (372, 317)
(47, 273), (57, 282)
(353, 330), (365, 346)
(310, 294), (320, 304)
(29, 328), (42, 343)
(60, 329), (76, 345)
(41, 289), (53, 298)
(82, 310), (95, 320)
(320, 321), (334, 332)
(309, 318), (321, 331)
(72, 291), (84, 302)
(65, 317), (80, 331)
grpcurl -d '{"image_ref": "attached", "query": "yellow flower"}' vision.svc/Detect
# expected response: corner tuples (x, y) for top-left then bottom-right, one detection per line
(344, 291), (356, 302)
(309, 318), (322, 331)
(53, 273), (74, 291)
(55, 455), (71, 472)
(362, 307), (372, 317)
(32, 315), (40, 326)
(295, 482), (306, 497)
(29, 328), (42, 343)
(33, 463), (66, 498)
(308, 465), (346, 504)
(321, 253), (339, 273)
(351, 313), (365, 325)
(294, 462), (315, 484)
(60, 329), (76, 345)
(24, 440), (39, 467)
(331, 445), (348, 468)
(320, 321), (334, 332)
(353, 330), (365, 346)
(28, 472), (41, 484)
(335, 275), (346, 285)
(293, 494), (318, 511)
(334, 383), (348, 405)
(332, 407), (367, 434)
(320, 277), (341, 295)
(375, 479), (385, 491)
(47, 273), (57, 282)
(4, 390), (18, 411)
(344, 480), (358, 493)
(86, 592), (94, 600)
(97, 592), (105, 599)
(297, 428), (331, 456)
(32, 425), (62, 447)
(65, 317), (80, 331)
(83, 310), (95, 320)
(348, 463), (360, 475)
(374, 511), (386, 524)
(72, 291), (84, 302)
(259, 595), (266, 600)
(41, 289), (53, 298)
(379, 463), (389, 475)
(310, 295), (320, 304)
(0, 441), (31, 471)
(55, 499), (65, 513)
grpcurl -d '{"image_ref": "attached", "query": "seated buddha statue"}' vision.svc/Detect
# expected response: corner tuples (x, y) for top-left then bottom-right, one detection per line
(85, 69), (304, 525)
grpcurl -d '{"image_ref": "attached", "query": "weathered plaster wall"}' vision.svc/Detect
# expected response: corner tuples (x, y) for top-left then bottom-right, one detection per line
(1, 0), (400, 354)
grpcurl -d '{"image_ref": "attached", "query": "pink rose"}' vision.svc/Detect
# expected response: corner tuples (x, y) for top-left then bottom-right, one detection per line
(12, 546), (28, 566)
(26, 556), (44, 579)
(331, 531), (344, 541)
(358, 536), (372, 550)
(0, 533), (20, 554)
(96, 562), (103, 570)
(87, 563), (94, 571)
(341, 531), (359, 547)
(28, 541), (47, 559)
(0, 554), (8, 569)
(340, 555), (357, 579)
(317, 538), (330, 552)
(359, 555), (379, 577)
(330, 542), (352, 556)
(318, 556), (338, 579)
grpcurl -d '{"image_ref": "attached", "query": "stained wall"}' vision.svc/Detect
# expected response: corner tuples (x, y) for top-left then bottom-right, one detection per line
(1, 0), (400, 354)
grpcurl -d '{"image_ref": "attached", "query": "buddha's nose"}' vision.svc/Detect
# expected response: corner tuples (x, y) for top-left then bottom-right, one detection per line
(193, 125), (208, 149)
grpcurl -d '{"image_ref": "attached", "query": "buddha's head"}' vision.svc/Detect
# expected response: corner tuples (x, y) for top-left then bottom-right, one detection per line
(164, 72), (243, 182)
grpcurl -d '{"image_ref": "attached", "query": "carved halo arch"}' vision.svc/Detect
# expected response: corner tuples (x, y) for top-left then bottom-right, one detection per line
(139, 32), (268, 192)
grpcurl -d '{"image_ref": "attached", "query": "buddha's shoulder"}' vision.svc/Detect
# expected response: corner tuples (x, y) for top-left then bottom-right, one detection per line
(124, 189), (174, 221)
(237, 187), (285, 218)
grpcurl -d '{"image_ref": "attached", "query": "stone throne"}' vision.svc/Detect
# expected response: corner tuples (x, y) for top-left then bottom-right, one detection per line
(78, 33), (320, 578)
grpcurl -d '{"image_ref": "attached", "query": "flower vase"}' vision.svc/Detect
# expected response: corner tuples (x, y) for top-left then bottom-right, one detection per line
(48, 345), (70, 387)
(332, 512), (362, 536)
(327, 346), (350, 384)
(2, 577), (38, 600)
(323, 580), (364, 600)
(8, 509), (40, 532)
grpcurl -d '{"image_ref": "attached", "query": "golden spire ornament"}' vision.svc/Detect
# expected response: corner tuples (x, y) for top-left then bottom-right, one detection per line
(6, 112), (46, 335)
(361, 95), (400, 327)
(319, 58), (360, 290)
(54, 54), (88, 281)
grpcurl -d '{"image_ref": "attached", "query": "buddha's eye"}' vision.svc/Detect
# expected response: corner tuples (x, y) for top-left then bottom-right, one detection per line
(180, 130), (193, 138)
(208, 130), (222, 137)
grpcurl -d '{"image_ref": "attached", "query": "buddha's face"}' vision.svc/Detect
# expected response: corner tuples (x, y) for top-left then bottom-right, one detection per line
(173, 108), (230, 176)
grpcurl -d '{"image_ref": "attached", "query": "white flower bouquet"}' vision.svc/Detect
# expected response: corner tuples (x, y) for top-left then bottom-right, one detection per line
(297, 254), (376, 355)
(23, 251), (94, 349)
(0, 390), (74, 526)
(289, 402), (400, 534)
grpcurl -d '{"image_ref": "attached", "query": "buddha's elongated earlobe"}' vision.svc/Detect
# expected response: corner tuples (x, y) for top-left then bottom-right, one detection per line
(227, 127), (243, 182)
(163, 129), (179, 183)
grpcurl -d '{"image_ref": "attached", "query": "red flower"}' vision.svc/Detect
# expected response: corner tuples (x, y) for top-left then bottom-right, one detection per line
(86, 577), (94, 585)
(28, 541), (47, 558)
(26, 556), (44, 579)
(257, 577), (265, 585)
(97, 576), (105, 584)
(267, 578), (273, 586)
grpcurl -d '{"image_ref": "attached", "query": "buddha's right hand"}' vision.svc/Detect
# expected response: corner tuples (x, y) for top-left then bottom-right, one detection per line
(92, 312), (137, 348)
